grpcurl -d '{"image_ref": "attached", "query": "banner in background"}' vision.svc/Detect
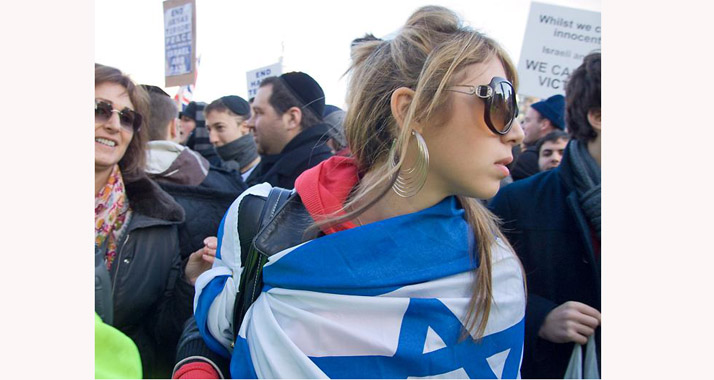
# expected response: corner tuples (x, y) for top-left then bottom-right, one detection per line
(246, 62), (282, 99)
(164, 0), (196, 87)
(517, 2), (600, 99)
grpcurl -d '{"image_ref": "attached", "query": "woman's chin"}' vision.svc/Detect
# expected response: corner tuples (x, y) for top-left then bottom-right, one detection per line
(95, 156), (121, 173)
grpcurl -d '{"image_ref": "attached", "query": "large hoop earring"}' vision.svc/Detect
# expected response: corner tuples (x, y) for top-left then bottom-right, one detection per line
(391, 130), (429, 198)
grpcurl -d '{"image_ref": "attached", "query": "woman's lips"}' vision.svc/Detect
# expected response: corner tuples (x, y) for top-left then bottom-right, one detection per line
(495, 163), (510, 177)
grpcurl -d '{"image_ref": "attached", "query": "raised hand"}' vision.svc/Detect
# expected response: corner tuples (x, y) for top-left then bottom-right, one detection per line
(185, 236), (218, 285)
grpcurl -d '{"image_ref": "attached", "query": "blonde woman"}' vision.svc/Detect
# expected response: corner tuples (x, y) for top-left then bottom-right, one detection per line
(190, 6), (526, 379)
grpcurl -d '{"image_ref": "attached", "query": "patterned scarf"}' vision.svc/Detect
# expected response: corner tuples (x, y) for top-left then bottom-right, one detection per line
(95, 165), (132, 270)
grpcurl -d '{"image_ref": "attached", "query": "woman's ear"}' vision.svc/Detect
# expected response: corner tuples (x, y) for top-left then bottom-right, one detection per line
(390, 87), (417, 132)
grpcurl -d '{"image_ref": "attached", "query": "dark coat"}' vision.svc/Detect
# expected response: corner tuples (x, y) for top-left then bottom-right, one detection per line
(147, 146), (248, 260)
(110, 175), (194, 379)
(510, 145), (539, 181)
(246, 123), (333, 189)
(198, 148), (227, 169)
(198, 165), (247, 194)
(488, 145), (600, 379)
(159, 180), (244, 260)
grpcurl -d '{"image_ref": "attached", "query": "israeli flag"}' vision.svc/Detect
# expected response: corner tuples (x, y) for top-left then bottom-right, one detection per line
(195, 185), (525, 379)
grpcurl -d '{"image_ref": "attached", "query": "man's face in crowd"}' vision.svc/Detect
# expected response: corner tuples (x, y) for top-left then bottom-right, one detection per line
(538, 138), (569, 171)
(178, 115), (196, 144)
(521, 107), (545, 146)
(248, 84), (290, 155)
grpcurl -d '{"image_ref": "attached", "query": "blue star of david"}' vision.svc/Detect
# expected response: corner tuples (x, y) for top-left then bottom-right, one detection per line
(311, 298), (524, 379)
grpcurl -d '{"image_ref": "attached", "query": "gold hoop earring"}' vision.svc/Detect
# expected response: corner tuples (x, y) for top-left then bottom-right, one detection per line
(391, 130), (429, 198)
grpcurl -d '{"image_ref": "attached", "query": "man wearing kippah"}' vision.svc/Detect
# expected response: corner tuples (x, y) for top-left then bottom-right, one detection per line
(510, 94), (566, 181)
(244, 71), (333, 189)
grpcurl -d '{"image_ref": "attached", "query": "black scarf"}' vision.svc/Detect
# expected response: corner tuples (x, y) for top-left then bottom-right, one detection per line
(568, 139), (601, 239)
(215, 134), (259, 171)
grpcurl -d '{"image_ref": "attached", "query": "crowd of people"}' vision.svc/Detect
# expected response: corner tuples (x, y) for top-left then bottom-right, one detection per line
(95, 5), (600, 379)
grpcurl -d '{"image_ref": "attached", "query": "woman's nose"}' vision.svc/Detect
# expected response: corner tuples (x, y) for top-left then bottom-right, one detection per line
(101, 111), (122, 132)
(503, 120), (524, 146)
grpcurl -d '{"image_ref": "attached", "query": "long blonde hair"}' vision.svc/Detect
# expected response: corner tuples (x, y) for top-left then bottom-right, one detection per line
(317, 6), (519, 339)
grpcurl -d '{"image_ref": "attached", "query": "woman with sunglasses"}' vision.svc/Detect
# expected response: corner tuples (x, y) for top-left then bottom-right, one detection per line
(189, 6), (526, 379)
(95, 63), (215, 378)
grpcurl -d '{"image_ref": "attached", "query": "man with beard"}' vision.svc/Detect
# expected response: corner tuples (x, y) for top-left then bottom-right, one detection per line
(245, 72), (333, 189)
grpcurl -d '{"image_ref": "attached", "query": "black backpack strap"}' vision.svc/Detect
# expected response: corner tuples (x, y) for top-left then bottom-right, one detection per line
(233, 187), (294, 341)
(237, 194), (268, 266)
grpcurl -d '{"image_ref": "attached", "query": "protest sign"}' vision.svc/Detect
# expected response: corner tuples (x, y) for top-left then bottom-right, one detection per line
(517, 2), (600, 99)
(164, 0), (196, 87)
(246, 62), (283, 99)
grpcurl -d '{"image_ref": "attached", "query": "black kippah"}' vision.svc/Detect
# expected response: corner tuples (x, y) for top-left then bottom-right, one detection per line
(279, 72), (325, 120)
(220, 95), (251, 117)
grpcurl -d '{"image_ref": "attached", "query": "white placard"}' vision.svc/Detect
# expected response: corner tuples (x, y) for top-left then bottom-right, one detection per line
(164, 0), (196, 87)
(517, 2), (600, 99)
(246, 62), (283, 99)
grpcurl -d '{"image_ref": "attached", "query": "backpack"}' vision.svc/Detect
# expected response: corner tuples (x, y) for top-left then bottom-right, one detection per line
(173, 187), (319, 375)
(232, 187), (319, 339)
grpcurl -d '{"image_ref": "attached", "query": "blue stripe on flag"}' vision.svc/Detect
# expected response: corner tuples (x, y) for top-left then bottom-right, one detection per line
(230, 336), (258, 379)
(194, 275), (231, 358)
(215, 210), (228, 260)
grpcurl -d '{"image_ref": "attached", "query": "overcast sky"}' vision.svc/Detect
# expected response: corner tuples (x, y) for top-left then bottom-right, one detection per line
(95, 0), (600, 108)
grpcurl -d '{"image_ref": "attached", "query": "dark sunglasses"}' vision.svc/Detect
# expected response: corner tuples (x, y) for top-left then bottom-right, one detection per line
(446, 76), (518, 135)
(95, 100), (142, 133)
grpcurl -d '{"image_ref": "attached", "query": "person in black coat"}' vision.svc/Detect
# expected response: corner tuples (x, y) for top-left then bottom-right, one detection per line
(245, 72), (333, 189)
(95, 64), (216, 378)
(143, 87), (247, 260)
(489, 52), (601, 378)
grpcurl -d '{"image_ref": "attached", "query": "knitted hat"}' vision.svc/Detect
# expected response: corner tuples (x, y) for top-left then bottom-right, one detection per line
(220, 95), (251, 117)
(182, 101), (209, 152)
(531, 94), (565, 130)
(179, 101), (207, 122)
(279, 72), (325, 120)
